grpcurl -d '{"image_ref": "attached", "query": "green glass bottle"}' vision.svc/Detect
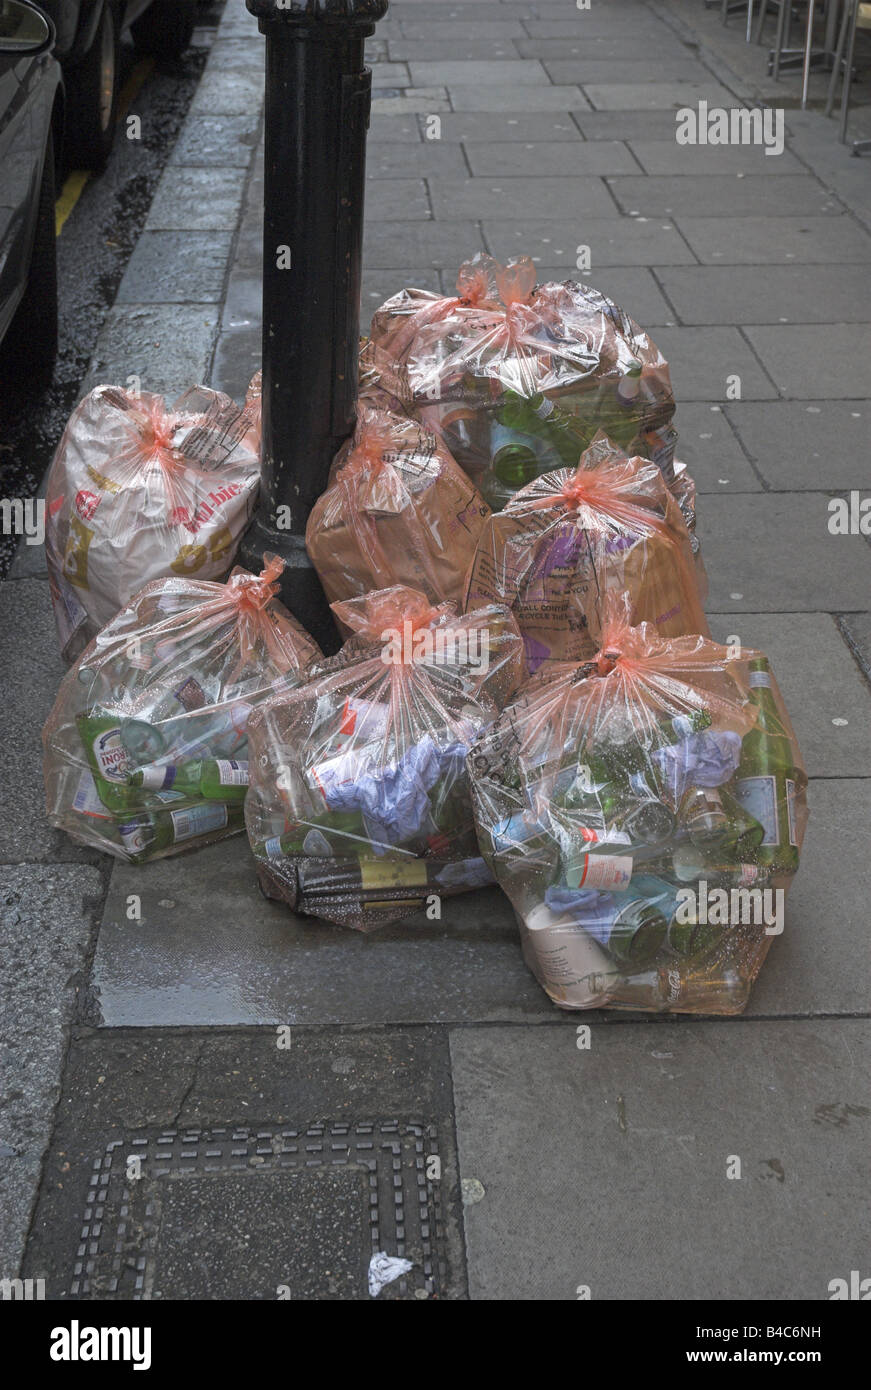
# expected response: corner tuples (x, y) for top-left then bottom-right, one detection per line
(590, 360), (643, 451)
(128, 758), (249, 802)
(117, 801), (243, 863)
(255, 810), (370, 860)
(498, 389), (589, 468)
(734, 657), (801, 875)
(76, 713), (137, 814)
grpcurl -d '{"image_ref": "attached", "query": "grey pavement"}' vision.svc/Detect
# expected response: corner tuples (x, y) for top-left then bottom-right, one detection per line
(2, 0), (871, 1300)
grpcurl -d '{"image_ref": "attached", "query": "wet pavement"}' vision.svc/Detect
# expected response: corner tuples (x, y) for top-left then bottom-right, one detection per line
(2, 0), (871, 1301)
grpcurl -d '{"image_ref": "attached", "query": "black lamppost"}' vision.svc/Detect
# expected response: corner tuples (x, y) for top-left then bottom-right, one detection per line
(240, 0), (388, 652)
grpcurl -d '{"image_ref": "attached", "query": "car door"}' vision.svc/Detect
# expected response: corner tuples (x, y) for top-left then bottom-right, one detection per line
(0, 7), (41, 336)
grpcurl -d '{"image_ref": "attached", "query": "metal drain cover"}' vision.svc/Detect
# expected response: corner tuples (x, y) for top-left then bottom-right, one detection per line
(71, 1119), (447, 1300)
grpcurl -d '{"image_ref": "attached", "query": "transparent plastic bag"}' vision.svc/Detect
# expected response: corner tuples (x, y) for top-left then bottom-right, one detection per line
(43, 556), (321, 863)
(369, 253), (679, 493)
(465, 436), (708, 676)
(358, 337), (415, 416)
(306, 405), (490, 616)
(246, 585), (524, 931)
(45, 378), (262, 661)
(468, 599), (807, 1015)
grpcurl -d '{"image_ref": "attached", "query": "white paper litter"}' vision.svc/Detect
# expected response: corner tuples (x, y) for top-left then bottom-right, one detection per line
(368, 1251), (413, 1298)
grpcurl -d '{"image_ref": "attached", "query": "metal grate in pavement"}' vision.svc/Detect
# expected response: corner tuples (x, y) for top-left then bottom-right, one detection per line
(70, 1119), (446, 1300)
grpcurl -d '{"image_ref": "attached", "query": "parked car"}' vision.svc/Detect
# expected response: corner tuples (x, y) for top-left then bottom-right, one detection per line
(0, 0), (63, 383)
(39, 0), (198, 169)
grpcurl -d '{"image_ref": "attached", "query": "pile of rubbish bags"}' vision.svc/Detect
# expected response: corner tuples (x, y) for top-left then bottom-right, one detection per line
(37, 253), (806, 1015)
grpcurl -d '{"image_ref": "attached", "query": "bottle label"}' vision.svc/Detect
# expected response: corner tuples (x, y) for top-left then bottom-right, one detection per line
(140, 765), (173, 790)
(786, 777), (798, 848)
(215, 759), (249, 787)
(735, 775), (779, 847)
(533, 396), (555, 420)
(360, 859), (429, 892)
(172, 676), (207, 712)
(73, 769), (110, 820)
(89, 725), (132, 784)
(118, 820), (148, 855)
(264, 835), (284, 860)
(748, 669), (772, 689)
(571, 853), (633, 891)
(170, 803), (228, 843)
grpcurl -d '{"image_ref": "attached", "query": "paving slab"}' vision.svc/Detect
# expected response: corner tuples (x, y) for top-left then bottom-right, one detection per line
(743, 778), (871, 1019)
(482, 215), (694, 265)
(447, 85), (591, 113)
(522, 15), (675, 39)
(430, 176), (615, 220)
(696, 493), (871, 612)
(606, 174), (845, 218)
(210, 326), (261, 403)
(90, 839), (549, 1028)
(547, 58), (715, 85)
(409, 59), (548, 85)
(116, 230), (234, 304)
(672, 401), (762, 492)
(573, 108), (703, 141)
(516, 35), (699, 61)
(365, 178), (431, 220)
(22, 1030), (467, 1301)
(371, 88), (450, 116)
(706, 612), (871, 779)
(419, 112), (582, 142)
(745, 324), (871, 400)
(651, 326), (778, 400)
(169, 113), (260, 168)
(583, 80), (735, 111)
(366, 142), (468, 177)
(674, 214), (871, 265)
(658, 264), (871, 326)
(370, 62), (412, 88)
(0, 864), (103, 1276)
(368, 114), (423, 142)
(724, 401), (871, 490)
(464, 140), (641, 177)
(627, 140), (804, 176)
(145, 166), (246, 232)
(398, 20), (525, 39)
(0, 578), (97, 863)
(450, 1019), (871, 1299)
(363, 219), (483, 268)
(81, 305), (220, 401)
(388, 38), (521, 59)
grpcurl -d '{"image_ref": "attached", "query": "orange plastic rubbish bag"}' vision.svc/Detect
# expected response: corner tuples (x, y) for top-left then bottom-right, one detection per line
(464, 436), (709, 676)
(45, 377), (262, 661)
(245, 585), (524, 931)
(468, 599), (807, 1015)
(369, 252), (679, 491)
(42, 556), (321, 864)
(305, 406), (490, 615)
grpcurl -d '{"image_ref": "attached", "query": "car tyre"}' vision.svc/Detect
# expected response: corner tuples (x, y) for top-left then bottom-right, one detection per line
(2, 131), (59, 389)
(64, 2), (119, 171)
(131, 0), (197, 58)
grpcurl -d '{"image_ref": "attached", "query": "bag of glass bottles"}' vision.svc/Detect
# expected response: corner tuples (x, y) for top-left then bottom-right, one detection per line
(246, 585), (525, 931)
(465, 436), (708, 676)
(369, 252), (679, 497)
(305, 406), (490, 616)
(43, 556), (321, 863)
(45, 379), (262, 661)
(358, 337), (415, 416)
(468, 600), (807, 1015)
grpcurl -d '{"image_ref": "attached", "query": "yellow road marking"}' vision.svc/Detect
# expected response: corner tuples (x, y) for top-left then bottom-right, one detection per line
(55, 170), (90, 235)
(54, 57), (155, 237)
